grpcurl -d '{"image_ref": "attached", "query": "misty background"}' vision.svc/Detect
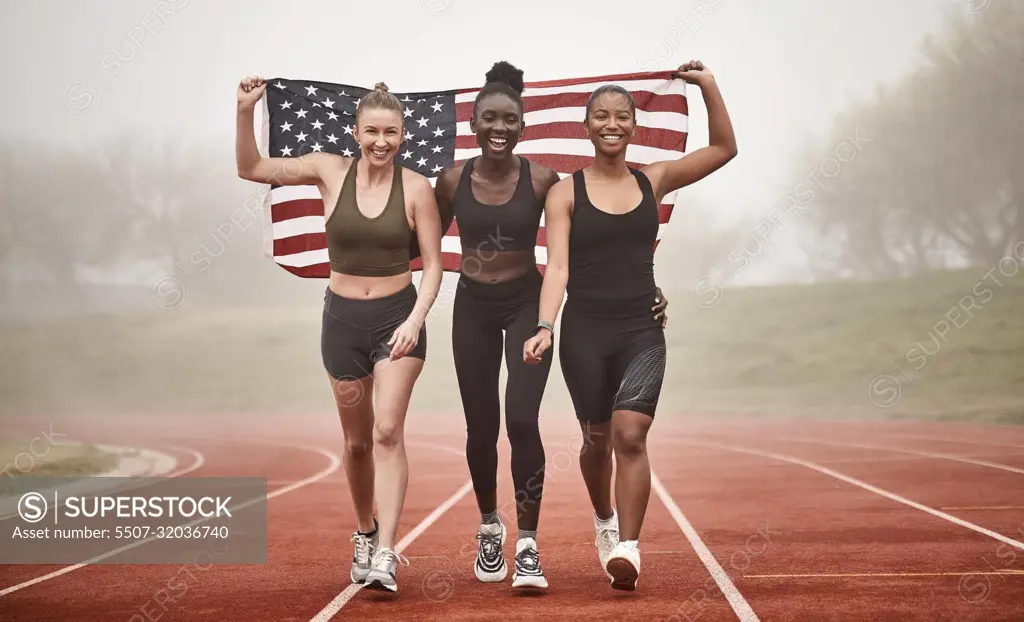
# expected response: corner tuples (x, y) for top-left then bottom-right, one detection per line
(1, 0), (1021, 424)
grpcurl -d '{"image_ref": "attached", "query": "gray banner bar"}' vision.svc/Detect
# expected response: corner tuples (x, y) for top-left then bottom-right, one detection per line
(1, 477), (267, 564)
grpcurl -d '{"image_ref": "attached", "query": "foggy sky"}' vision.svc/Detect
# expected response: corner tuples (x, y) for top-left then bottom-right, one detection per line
(0, 0), (961, 285)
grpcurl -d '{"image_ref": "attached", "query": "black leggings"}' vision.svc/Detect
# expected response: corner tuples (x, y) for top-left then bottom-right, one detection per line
(452, 269), (552, 530)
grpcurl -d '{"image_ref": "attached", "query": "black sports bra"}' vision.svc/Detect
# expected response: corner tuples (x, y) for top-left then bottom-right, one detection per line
(451, 156), (542, 253)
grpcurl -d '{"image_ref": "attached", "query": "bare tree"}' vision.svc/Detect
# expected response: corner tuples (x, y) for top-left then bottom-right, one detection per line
(791, 3), (1023, 279)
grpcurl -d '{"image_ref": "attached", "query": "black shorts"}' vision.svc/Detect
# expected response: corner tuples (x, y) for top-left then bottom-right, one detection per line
(558, 299), (666, 424)
(321, 284), (427, 380)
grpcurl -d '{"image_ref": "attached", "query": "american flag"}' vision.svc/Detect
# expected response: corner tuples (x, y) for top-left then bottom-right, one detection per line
(259, 70), (688, 277)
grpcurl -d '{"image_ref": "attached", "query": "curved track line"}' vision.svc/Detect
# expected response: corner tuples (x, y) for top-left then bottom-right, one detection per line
(0, 445), (341, 598)
(651, 470), (760, 621)
(773, 436), (1024, 476)
(683, 439), (1024, 553)
(310, 440), (472, 621)
(164, 446), (206, 477)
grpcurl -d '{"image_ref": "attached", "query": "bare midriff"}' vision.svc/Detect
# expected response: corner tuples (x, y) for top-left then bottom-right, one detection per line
(329, 270), (412, 299)
(458, 248), (536, 284)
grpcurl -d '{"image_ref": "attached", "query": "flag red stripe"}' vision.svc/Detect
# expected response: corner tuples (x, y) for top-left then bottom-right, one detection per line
(280, 263), (328, 278)
(273, 232), (326, 257)
(280, 244), (651, 278)
(459, 153), (667, 177)
(455, 124), (687, 152)
(271, 198), (324, 221)
(522, 70), (677, 89)
(455, 93), (687, 122)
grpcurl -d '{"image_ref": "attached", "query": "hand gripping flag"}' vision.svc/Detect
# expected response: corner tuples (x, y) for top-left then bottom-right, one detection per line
(259, 70), (688, 277)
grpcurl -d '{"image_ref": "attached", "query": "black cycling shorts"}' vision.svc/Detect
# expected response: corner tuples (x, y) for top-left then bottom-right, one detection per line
(321, 284), (426, 380)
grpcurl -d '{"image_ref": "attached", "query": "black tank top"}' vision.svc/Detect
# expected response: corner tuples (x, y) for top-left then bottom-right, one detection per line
(452, 156), (541, 254)
(567, 168), (659, 318)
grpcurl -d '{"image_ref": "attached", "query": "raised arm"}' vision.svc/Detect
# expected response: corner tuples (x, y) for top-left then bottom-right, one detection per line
(642, 61), (737, 203)
(235, 74), (326, 186)
(524, 175), (573, 364)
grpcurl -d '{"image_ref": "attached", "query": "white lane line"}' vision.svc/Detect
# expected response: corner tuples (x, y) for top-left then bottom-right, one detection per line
(685, 439), (1024, 553)
(309, 479), (474, 621)
(885, 433), (1024, 451)
(0, 445), (342, 597)
(746, 570), (1024, 579)
(775, 436), (1024, 476)
(309, 441), (471, 620)
(652, 470), (760, 621)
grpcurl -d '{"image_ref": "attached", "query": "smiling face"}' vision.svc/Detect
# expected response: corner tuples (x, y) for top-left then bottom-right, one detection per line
(354, 107), (404, 166)
(472, 92), (523, 160)
(584, 90), (636, 158)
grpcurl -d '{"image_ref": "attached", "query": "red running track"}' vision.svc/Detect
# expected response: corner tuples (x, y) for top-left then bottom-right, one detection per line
(1, 415), (1023, 620)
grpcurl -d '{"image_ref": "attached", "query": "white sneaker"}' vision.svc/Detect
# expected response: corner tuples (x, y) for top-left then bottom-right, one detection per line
(474, 521), (507, 582)
(606, 541), (640, 591)
(594, 510), (619, 579)
(364, 547), (409, 592)
(511, 537), (548, 589)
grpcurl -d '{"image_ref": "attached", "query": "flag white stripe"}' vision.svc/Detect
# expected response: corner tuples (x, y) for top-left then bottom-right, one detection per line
(441, 236), (461, 254)
(455, 108), (688, 136)
(274, 215), (324, 239)
(456, 139), (682, 163)
(456, 78), (685, 102)
(275, 247), (329, 268)
(271, 185), (320, 203)
(269, 178), (438, 206)
(269, 178), (677, 209)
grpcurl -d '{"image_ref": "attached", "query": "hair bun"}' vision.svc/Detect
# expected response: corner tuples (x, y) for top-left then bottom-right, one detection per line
(374, 81), (389, 92)
(484, 61), (524, 95)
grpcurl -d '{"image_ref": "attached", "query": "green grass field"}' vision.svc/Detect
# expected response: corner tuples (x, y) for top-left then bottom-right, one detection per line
(1, 266), (1021, 425)
(662, 265), (1024, 421)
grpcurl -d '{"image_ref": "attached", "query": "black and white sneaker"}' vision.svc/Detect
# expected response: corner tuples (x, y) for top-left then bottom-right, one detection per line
(474, 521), (507, 582)
(511, 537), (548, 589)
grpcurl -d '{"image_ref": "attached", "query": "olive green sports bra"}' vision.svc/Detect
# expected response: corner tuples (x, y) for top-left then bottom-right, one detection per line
(325, 161), (412, 277)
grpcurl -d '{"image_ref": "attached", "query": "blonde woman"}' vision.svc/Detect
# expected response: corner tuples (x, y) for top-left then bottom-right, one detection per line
(236, 75), (444, 593)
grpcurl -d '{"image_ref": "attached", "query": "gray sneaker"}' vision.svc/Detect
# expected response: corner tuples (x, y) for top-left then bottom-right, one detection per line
(364, 547), (409, 592)
(349, 521), (379, 583)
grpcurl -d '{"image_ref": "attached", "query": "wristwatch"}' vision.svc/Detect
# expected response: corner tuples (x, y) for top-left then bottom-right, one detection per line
(536, 320), (554, 336)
